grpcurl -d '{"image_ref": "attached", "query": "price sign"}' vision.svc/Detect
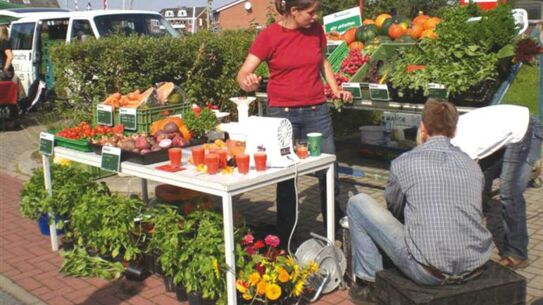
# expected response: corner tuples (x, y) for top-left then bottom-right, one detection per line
(39, 132), (55, 156)
(119, 108), (137, 131)
(341, 82), (362, 99)
(96, 104), (113, 126)
(326, 41), (343, 56)
(428, 83), (449, 99)
(101, 146), (121, 172)
(369, 83), (390, 101)
(323, 7), (362, 34)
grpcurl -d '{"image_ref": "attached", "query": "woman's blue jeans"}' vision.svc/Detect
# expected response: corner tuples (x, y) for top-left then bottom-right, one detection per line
(266, 103), (343, 247)
(346, 194), (442, 285)
(499, 116), (543, 260)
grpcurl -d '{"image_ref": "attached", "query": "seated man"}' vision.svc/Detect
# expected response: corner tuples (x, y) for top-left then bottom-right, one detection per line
(452, 105), (543, 268)
(347, 99), (493, 305)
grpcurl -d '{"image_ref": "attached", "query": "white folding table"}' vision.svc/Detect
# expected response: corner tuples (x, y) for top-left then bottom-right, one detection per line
(42, 146), (336, 305)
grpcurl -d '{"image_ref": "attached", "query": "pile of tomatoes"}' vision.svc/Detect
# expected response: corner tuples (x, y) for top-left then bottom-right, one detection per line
(56, 122), (124, 140)
(324, 73), (350, 100)
(341, 49), (370, 76)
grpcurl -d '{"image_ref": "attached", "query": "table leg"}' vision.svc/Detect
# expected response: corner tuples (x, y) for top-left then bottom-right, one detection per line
(326, 163), (335, 241)
(221, 193), (237, 305)
(42, 155), (58, 251)
(141, 178), (149, 204)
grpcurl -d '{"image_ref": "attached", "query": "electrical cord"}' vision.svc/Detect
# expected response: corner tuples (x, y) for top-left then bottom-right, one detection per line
(286, 155), (299, 256)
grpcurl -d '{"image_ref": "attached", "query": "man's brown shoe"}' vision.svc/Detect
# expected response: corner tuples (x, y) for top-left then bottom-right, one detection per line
(349, 281), (377, 305)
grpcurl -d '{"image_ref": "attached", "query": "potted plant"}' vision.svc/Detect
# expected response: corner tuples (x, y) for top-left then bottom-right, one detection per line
(182, 107), (219, 141)
(70, 190), (146, 273)
(236, 234), (319, 305)
(60, 248), (125, 280)
(20, 164), (107, 237)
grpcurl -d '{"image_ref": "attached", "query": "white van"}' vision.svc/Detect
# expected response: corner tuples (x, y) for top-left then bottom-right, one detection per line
(3, 10), (180, 100)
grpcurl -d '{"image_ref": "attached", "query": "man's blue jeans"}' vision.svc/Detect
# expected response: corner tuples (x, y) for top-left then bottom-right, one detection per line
(266, 103), (343, 246)
(500, 116), (543, 260)
(347, 194), (442, 285)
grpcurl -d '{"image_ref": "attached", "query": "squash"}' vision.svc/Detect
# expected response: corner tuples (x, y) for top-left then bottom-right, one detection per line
(423, 17), (441, 30)
(341, 27), (358, 45)
(388, 23), (407, 40)
(379, 18), (394, 35)
(356, 24), (378, 43)
(413, 14), (430, 27)
(156, 82), (175, 105)
(349, 41), (365, 51)
(375, 13), (392, 29)
(406, 24), (424, 39)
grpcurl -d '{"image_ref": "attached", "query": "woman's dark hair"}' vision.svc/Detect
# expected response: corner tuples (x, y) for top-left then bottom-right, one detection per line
(274, 0), (316, 15)
(422, 98), (458, 138)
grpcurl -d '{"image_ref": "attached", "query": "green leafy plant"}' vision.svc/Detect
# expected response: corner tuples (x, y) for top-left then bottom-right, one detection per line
(183, 108), (218, 139)
(70, 190), (145, 261)
(60, 248), (125, 280)
(19, 164), (108, 226)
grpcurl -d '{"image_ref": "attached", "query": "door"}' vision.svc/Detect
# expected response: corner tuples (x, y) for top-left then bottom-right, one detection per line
(9, 21), (37, 95)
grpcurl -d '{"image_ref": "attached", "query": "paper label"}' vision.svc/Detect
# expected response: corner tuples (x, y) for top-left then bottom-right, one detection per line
(96, 104), (113, 126)
(101, 146), (121, 172)
(369, 83), (390, 101)
(39, 132), (55, 156)
(119, 108), (137, 131)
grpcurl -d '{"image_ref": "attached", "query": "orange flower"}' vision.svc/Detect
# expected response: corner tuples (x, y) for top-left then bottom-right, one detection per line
(248, 272), (261, 286)
(277, 267), (289, 283)
(256, 281), (267, 295)
(236, 279), (248, 293)
(265, 283), (282, 301)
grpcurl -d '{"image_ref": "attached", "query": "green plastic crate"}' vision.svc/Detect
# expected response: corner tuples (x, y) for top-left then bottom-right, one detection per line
(51, 130), (93, 152)
(327, 41), (349, 73)
(93, 103), (190, 133)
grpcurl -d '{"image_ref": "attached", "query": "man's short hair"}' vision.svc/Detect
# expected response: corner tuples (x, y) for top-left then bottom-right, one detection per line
(422, 98), (458, 138)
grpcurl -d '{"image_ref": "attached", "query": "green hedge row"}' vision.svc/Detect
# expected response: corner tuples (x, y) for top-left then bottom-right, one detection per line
(50, 30), (263, 122)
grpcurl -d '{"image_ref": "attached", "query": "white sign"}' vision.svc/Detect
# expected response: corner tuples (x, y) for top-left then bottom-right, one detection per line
(96, 104), (113, 126)
(323, 7), (361, 34)
(119, 108), (137, 131)
(341, 82), (362, 99)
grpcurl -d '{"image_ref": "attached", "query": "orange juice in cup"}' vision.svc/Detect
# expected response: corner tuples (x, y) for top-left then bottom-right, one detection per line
(205, 153), (219, 175)
(191, 147), (205, 166)
(254, 152), (267, 171)
(168, 148), (182, 168)
(236, 153), (250, 174)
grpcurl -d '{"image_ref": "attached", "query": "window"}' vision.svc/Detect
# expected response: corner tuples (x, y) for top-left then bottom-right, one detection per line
(94, 14), (179, 37)
(165, 10), (174, 17)
(10, 22), (35, 50)
(178, 10), (187, 17)
(70, 19), (94, 41)
(41, 19), (69, 41)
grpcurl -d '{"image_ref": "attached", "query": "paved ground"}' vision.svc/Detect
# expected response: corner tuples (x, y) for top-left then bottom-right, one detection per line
(1, 115), (542, 304)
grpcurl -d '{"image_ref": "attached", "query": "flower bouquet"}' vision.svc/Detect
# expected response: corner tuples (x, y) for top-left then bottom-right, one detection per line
(236, 234), (319, 305)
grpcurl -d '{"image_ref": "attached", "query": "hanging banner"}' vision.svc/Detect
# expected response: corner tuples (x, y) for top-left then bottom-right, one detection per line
(323, 7), (362, 34)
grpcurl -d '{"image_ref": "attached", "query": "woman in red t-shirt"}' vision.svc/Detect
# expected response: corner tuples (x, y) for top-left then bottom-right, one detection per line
(236, 0), (351, 250)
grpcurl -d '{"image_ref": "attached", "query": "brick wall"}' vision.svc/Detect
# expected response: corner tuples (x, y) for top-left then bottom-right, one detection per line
(217, 0), (278, 30)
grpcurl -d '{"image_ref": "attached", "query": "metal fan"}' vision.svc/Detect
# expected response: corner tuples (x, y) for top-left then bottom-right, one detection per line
(295, 233), (347, 302)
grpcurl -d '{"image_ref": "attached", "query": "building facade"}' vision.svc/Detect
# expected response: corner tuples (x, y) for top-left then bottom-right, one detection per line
(160, 7), (208, 33)
(213, 0), (277, 30)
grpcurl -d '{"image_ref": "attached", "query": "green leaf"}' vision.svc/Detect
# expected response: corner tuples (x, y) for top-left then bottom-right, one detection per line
(496, 44), (515, 59)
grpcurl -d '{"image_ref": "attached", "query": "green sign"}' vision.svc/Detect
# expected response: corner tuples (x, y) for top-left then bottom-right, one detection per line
(323, 7), (362, 34)
(96, 104), (113, 126)
(39, 132), (54, 156)
(428, 83), (449, 99)
(369, 83), (390, 101)
(101, 146), (121, 172)
(342, 83), (362, 99)
(119, 108), (137, 131)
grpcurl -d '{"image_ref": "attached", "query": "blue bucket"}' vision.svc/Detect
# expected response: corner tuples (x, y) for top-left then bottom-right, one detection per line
(38, 214), (65, 236)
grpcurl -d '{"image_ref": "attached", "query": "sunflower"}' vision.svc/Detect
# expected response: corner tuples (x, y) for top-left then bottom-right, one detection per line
(290, 265), (299, 282)
(277, 267), (290, 283)
(309, 261), (319, 273)
(293, 280), (305, 297)
(265, 283), (282, 301)
(248, 272), (261, 286)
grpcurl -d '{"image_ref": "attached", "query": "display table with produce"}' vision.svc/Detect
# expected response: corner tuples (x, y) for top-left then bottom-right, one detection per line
(42, 146), (336, 305)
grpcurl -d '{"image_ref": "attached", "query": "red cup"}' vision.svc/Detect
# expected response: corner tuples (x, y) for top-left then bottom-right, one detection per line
(254, 152), (267, 172)
(218, 149), (228, 169)
(191, 147), (205, 166)
(236, 153), (250, 174)
(205, 153), (219, 175)
(168, 148), (182, 168)
(296, 146), (309, 159)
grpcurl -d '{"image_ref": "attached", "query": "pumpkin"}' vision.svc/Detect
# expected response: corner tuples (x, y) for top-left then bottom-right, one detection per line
(423, 17), (441, 30)
(420, 29), (438, 39)
(406, 24), (424, 39)
(362, 19), (375, 25)
(326, 31), (342, 41)
(412, 14), (430, 27)
(355, 24), (378, 43)
(375, 13), (392, 29)
(388, 23), (407, 40)
(341, 27), (358, 45)
(379, 18), (394, 35)
(349, 41), (365, 51)
(149, 117), (189, 138)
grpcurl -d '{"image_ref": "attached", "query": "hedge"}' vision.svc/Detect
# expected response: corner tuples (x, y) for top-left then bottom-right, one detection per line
(50, 30), (263, 122)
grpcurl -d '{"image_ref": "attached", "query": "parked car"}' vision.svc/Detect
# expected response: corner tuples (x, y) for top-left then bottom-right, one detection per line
(1, 9), (180, 106)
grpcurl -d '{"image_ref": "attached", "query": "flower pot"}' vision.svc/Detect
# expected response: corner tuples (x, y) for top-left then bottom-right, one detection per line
(163, 276), (175, 292)
(153, 251), (163, 275)
(38, 214), (64, 236)
(187, 292), (203, 305)
(124, 262), (149, 282)
(175, 284), (188, 301)
(142, 253), (155, 273)
(61, 237), (74, 251)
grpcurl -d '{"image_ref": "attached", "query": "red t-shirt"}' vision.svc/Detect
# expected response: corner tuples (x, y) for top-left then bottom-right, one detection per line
(249, 22), (326, 107)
